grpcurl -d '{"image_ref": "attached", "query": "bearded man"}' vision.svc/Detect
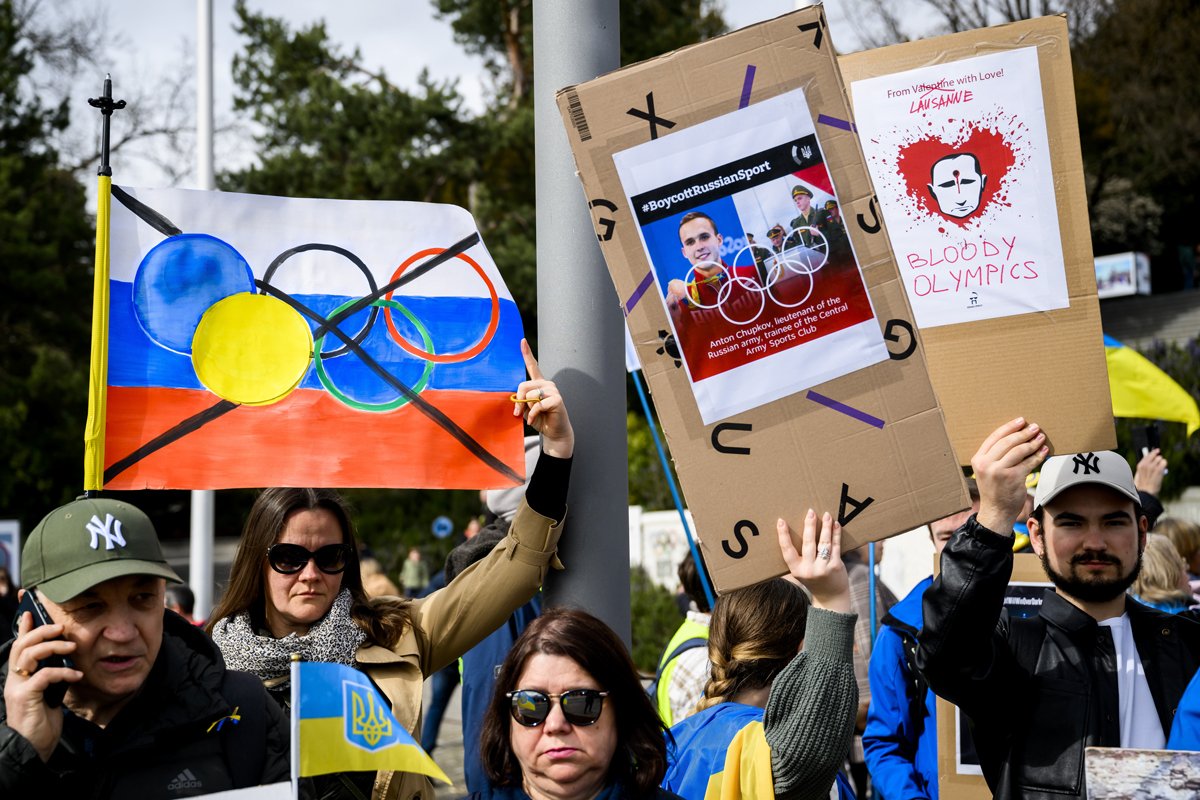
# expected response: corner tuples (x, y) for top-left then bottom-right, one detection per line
(917, 419), (1200, 800)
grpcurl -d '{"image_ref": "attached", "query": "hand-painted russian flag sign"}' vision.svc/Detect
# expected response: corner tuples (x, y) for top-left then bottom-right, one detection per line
(296, 661), (449, 782)
(103, 186), (525, 490)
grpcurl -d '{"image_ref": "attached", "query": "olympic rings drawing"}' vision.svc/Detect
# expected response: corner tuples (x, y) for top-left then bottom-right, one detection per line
(258, 242), (500, 413)
(680, 225), (831, 326)
(385, 248), (500, 363)
(313, 297), (436, 412)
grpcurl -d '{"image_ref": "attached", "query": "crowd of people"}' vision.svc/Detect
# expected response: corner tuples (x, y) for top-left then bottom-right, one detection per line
(3, 328), (1200, 800)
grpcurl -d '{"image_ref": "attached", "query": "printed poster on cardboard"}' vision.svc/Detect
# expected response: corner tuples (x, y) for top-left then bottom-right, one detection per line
(851, 47), (1069, 329)
(613, 88), (887, 424)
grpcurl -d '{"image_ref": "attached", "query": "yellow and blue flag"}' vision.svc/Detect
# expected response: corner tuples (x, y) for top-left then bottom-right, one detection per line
(293, 661), (449, 783)
(1104, 335), (1200, 436)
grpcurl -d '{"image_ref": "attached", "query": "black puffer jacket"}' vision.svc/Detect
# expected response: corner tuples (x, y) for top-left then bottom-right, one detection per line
(918, 515), (1200, 799)
(0, 611), (289, 798)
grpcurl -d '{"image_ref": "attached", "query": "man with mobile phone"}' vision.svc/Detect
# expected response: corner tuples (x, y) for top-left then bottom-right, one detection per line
(0, 497), (289, 797)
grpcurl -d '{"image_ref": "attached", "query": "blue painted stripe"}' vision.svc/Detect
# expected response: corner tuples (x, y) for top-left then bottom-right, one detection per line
(108, 281), (525, 394)
(1103, 334), (1122, 348)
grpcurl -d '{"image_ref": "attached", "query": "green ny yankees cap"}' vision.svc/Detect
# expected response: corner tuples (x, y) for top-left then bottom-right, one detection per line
(23, 497), (182, 603)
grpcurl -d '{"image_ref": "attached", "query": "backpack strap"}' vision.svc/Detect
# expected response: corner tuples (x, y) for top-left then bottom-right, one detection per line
(647, 637), (708, 704)
(881, 612), (929, 734)
(218, 669), (270, 788)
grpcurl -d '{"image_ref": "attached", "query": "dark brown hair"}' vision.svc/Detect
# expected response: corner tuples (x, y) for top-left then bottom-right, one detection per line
(678, 210), (719, 237)
(678, 551), (712, 614)
(698, 578), (808, 711)
(479, 607), (668, 798)
(206, 487), (410, 647)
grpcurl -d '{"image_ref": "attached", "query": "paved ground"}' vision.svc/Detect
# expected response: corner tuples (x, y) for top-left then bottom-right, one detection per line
(422, 679), (466, 799)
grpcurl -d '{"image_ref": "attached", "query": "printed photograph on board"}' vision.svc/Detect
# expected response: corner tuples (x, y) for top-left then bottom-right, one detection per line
(613, 88), (886, 424)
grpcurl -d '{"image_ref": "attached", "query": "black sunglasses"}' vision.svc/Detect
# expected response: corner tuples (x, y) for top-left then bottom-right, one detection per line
(266, 543), (353, 575)
(506, 689), (609, 727)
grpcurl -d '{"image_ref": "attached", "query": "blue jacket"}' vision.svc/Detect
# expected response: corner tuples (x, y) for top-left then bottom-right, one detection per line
(1168, 666), (1200, 750)
(461, 596), (542, 793)
(862, 576), (937, 800)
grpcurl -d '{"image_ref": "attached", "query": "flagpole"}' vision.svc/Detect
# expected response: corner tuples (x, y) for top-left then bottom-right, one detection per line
(291, 653), (300, 800)
(630, 368), (716, 609)
(83, 76), (125, 494)
(190, 0), (217, 623)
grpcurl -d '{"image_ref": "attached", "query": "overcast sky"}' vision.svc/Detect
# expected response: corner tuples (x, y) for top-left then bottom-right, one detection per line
(65, 1), (869, 193)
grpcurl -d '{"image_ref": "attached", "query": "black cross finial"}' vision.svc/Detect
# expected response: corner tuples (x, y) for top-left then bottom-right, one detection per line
(88, 74), (126, 177)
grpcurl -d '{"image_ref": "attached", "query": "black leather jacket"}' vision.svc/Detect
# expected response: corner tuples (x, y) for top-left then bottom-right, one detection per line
(917, 515), (1200, 800)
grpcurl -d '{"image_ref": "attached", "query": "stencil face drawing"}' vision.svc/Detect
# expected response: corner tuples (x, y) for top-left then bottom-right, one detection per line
(927, 152), (987, 219)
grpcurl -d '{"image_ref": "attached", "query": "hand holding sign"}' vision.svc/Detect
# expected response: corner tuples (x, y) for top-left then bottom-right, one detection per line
(972, 417), (1046, 535)
(778, 510), (849, 613)
(513, 339), (574, 459)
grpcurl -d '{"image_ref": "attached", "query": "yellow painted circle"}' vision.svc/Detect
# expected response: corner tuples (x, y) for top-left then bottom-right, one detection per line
(191, 293), (313, 406)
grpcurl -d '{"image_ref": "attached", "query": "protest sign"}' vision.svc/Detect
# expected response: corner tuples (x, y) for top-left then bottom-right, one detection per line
(613, 88), (887, 423)
(842, 17), (1115, 463)
(1085, 747), (1200, 799)
(99, 187), (525, 490)
(557, 6), (968, 592)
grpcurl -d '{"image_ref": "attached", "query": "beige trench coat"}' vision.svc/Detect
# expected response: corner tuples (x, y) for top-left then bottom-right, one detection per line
(359, 501), (564, 800)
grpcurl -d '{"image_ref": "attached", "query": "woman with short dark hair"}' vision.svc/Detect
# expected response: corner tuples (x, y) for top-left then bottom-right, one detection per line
(477, 607), (679, 800)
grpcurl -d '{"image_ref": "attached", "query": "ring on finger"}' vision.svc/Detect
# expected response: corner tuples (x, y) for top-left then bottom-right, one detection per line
(12, 666), (32, 679)
(817, 546), (831, 561)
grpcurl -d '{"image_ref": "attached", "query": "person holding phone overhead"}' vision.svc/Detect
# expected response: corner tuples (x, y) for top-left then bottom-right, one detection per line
(0, 497), (290, 797)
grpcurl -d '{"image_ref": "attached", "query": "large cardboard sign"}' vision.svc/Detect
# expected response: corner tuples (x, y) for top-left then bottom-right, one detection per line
(936, 553), (1049, 798)
(841, 17), (1116, 464)
(556, 7), (967, 592)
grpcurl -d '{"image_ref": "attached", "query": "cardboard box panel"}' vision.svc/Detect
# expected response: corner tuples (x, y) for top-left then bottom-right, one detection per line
(840, 17), (1115, 464)
(558, 8), (967, 592)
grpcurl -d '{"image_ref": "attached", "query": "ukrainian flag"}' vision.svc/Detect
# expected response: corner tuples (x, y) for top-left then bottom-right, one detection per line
(294, 661), (449, 783)
(1104, 335), (1200, 436)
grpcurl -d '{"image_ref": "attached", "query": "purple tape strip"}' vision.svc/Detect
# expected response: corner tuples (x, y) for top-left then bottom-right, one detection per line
(806, 390), (884, 429)
(817, 114), (857, 133)
(739, 65), (757, 109)
(624, 270), (655, 316)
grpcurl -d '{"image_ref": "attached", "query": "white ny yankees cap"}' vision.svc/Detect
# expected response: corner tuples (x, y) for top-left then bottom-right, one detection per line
(1032, 451), (1140, 511)
(23, 496), (181, 602)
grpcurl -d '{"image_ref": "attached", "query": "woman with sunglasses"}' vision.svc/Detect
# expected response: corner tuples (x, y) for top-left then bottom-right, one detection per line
(661, 511), (858, 800)
(208, 341), (573, 800)
(476, 607), (682, 800)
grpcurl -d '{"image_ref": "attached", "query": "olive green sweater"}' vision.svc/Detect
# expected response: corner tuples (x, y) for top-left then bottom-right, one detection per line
(765, 608), (859, 800)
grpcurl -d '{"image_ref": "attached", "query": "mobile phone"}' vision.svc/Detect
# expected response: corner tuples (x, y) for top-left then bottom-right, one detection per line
(11, 589), (74, 708)
(1144, 423), (1161, 454)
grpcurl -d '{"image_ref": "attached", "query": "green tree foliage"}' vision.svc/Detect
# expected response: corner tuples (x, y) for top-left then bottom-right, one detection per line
(224, 2), (482, 206)
(630, 564), (683, 673)
(627, 410), (678, 510)
(0, 0), (94, 532)
(1071, 0), (1200, 264)
(1113, 335), (1200, 502)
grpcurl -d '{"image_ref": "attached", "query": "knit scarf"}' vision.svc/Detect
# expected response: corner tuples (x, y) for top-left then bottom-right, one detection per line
(211, 588), (367, 681)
